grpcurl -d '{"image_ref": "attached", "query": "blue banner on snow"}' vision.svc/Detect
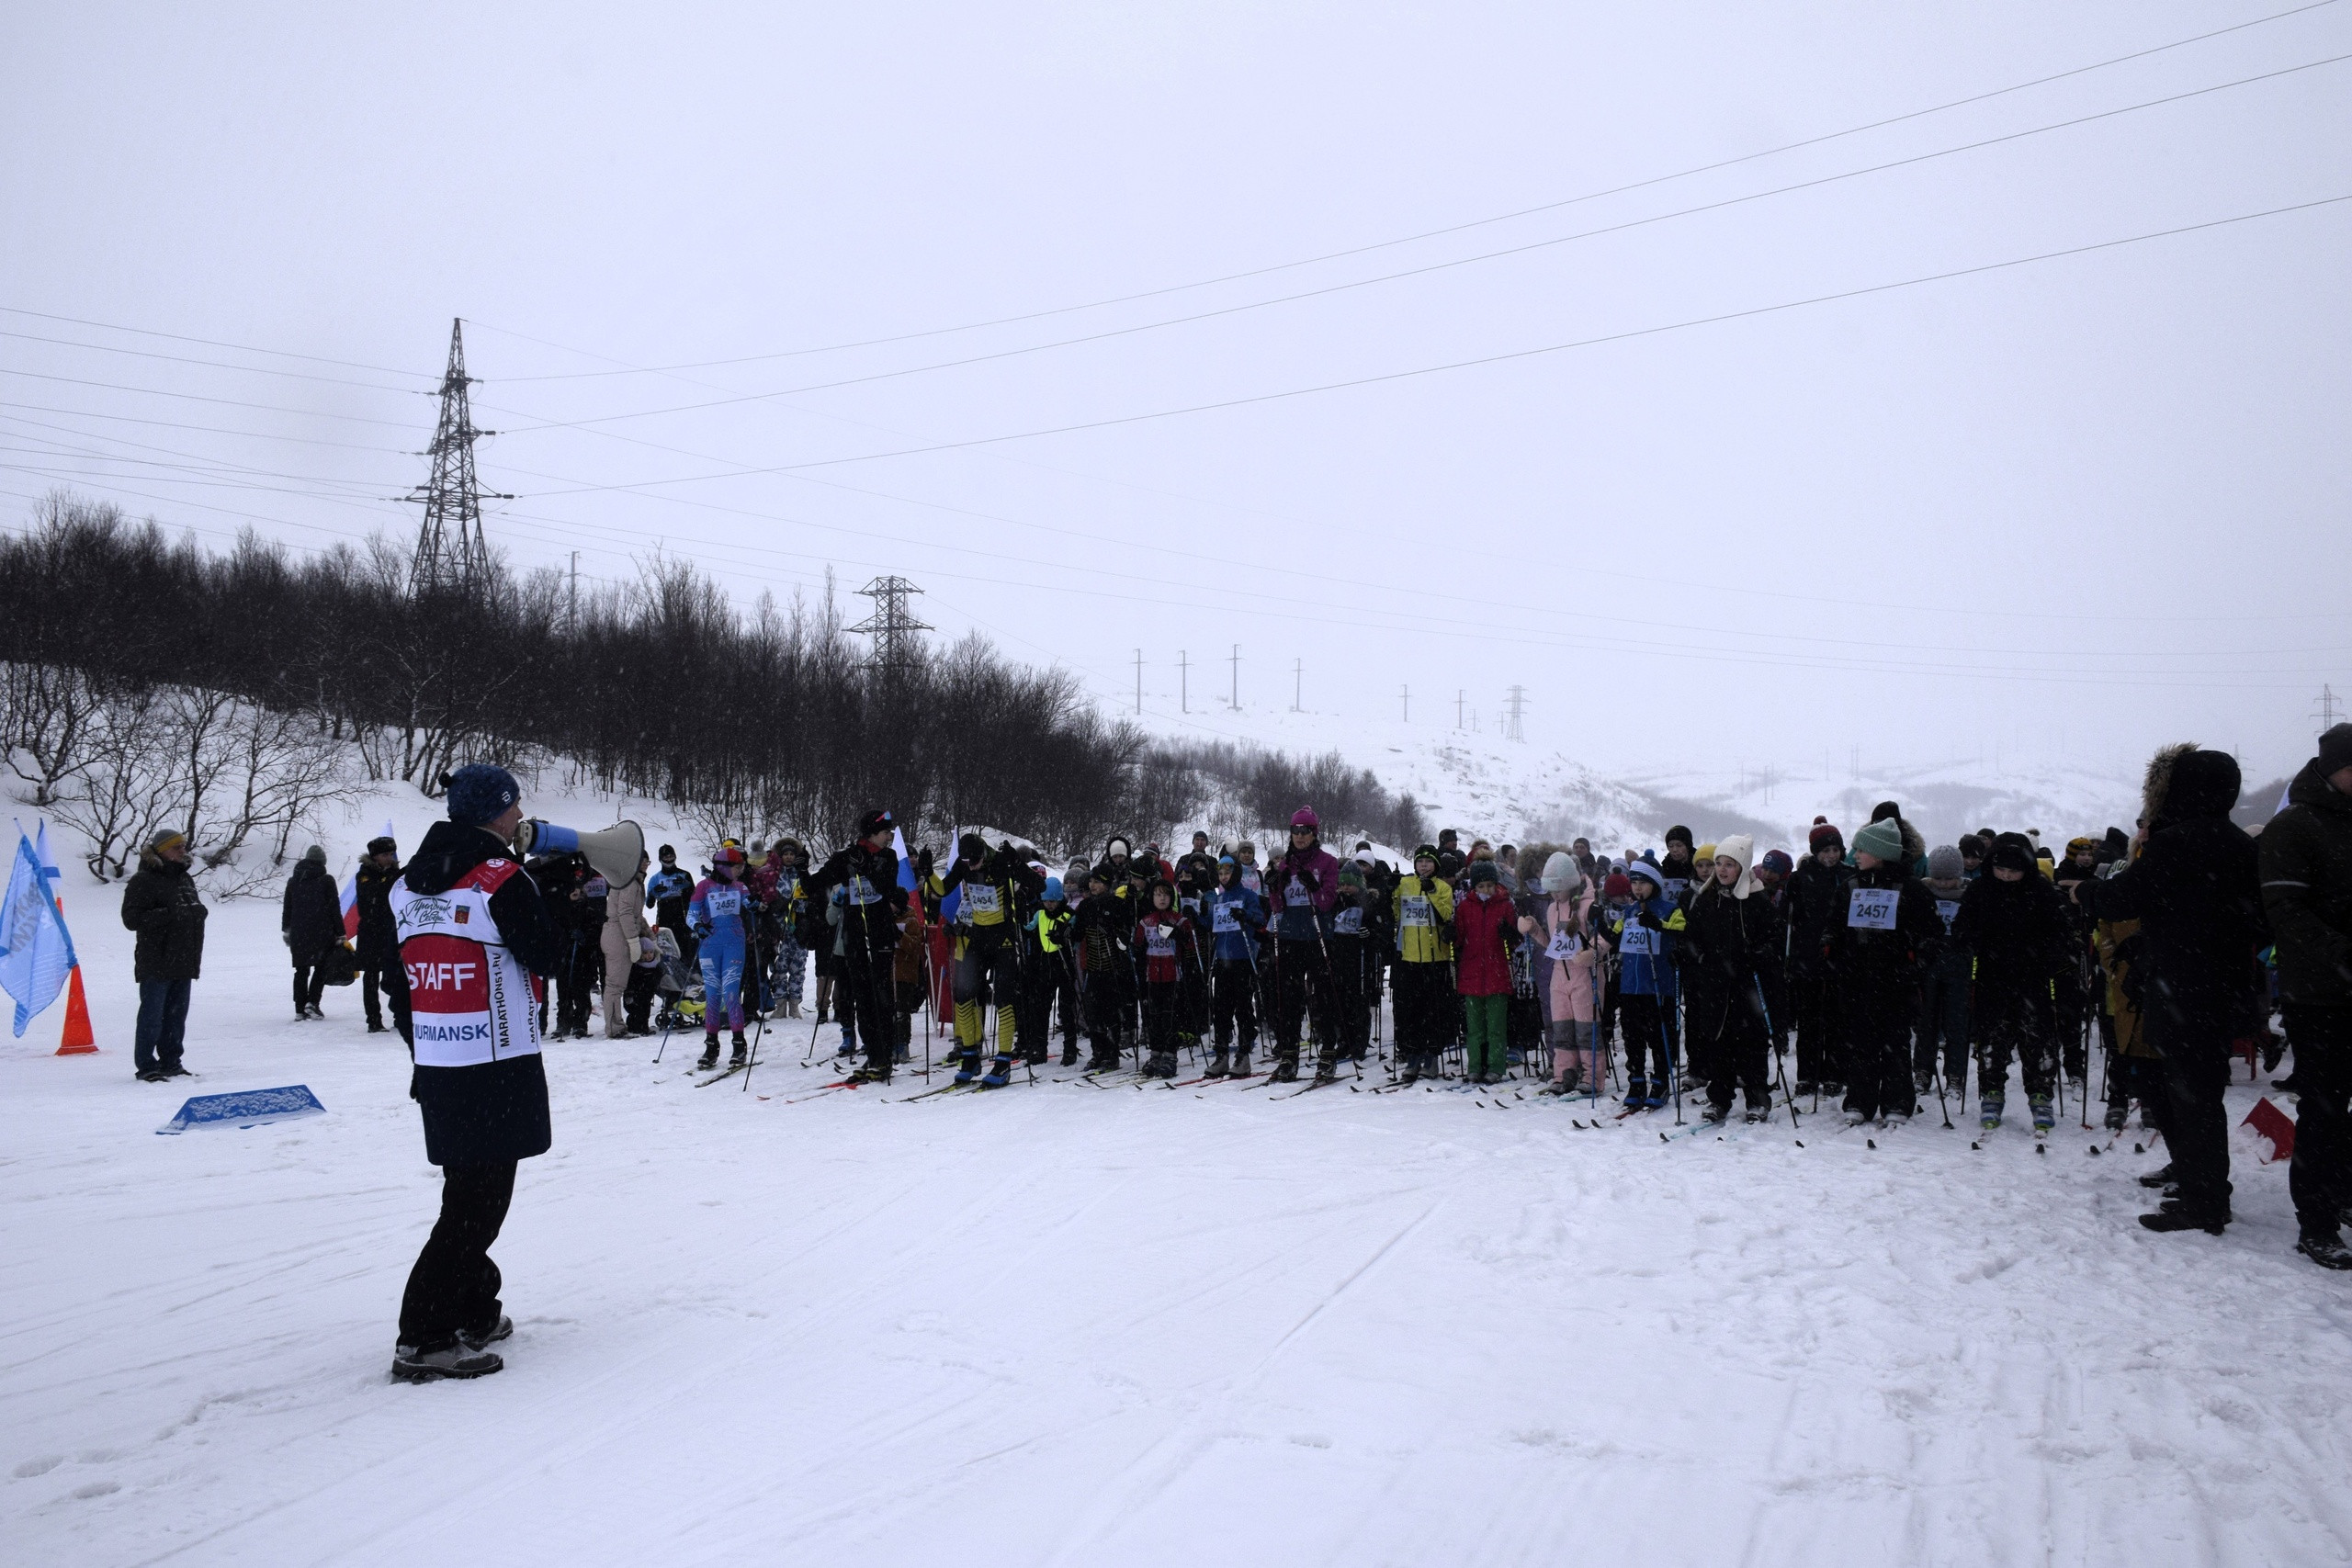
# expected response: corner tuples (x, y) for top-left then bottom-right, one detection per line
(156, 1085), (326, 1135)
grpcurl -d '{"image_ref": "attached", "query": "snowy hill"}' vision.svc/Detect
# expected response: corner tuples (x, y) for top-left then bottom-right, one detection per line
(1126, 702), (2145, 855)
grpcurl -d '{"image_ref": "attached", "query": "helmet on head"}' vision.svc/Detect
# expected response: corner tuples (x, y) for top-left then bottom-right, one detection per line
(713, 845), (748, 869)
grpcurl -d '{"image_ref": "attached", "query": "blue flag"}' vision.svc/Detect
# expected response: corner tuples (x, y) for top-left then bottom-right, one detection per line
(0, 824), (78, 1037)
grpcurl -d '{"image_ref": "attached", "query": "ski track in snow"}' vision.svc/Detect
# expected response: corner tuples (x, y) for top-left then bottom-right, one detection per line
(5, 898), (2350, 1567)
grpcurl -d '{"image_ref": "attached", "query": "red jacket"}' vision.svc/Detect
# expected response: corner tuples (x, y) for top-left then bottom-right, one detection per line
(1453, 887), (1517, 996)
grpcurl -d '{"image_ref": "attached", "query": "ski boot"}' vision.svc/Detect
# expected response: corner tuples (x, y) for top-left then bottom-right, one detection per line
(1701, 1101), (1729, 1126)
(696, 1037), (721, 1071)
(981, 1054), (1015, 1089)
(1743, 1101), (1769, 1125)
(1794, 1078), (1815, 1099)
(1312, 1061), (1339, 1087)
(2104, 1104), (2128, 1133)
(1980, 1096), (2004, 1131)
(1622, 1075), (1648, 1109)
(834, 1039), (858, 1060)
(1820, 1080), (1845, 1100)
(953, 1048), (984, 1085)
(1145, 1049), (1178, 1078)
(1397, 1056), (1420, 1086)
(851, 1063), (893, 1085)
(1023, 1042), (1048, 1066)
(729, 1032), (749, 1067)
(2030, 1095), (2055, 1134)
(1270, 1055), (1299, 1084)
(1844, 1107), (1872, 1128)
(1233, 1048), (1253, 1078)
(1204, 1047), (1231, 1078)
(1060, 1040), (1080, 1067)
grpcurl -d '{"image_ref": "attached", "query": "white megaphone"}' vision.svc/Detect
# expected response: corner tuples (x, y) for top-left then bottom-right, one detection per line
(514, 818), (648, 891)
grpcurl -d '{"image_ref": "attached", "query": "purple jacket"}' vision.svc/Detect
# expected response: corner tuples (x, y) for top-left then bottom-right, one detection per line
(1269, 846), (1340, 941)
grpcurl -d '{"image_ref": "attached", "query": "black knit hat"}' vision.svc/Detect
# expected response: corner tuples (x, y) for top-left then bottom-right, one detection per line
(2320, 723), (2352, 776)
(1665, 824), (1693, 849)
(1808, 818), (1842, 853)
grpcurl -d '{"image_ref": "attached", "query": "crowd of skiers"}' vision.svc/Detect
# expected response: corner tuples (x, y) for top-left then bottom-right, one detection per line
(104, 725), (2352, 1382)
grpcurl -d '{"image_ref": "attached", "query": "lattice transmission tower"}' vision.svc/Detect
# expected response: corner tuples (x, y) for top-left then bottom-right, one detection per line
(404, 319), (505, 594)
(1503, 684), (1528, 742)
(851, 575), (932, 677)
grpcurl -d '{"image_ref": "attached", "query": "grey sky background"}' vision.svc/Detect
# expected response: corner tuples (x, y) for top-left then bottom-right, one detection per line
(5, 2), (2346, 787)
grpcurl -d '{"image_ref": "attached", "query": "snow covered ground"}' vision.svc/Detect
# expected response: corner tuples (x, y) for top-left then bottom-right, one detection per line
(7, 883), (2351, 1567)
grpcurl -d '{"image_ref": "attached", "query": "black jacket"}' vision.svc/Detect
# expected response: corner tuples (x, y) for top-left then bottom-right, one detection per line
(1952, 871), (2071, 1002)
(354, 859), (401, 965)
(1784, 855), (1853, 968)
(2259, 757), (2352, 1008)
(1826, 863), (1940, 997)
(2079, 747), (2266, 1049)
(119, 851), (207, 982)
(1678, 883), (1776, 1041)
(803, 840), (908, 956)
(281, 860), (345, 962)
(400, 820), (567, 1167)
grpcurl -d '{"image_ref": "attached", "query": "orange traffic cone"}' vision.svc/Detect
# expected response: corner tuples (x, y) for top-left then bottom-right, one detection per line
(56, 965), (96, 1055)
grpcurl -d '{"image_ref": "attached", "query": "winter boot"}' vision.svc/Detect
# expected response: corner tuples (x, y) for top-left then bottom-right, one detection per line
(1146, 1049), (1178, 1078)
(1398, 1057), (1421, 1086)
(981, 1054), (1014, 1089)
(1743, 1101), (1769, 1124)
(2138, 1163), (2178, 1190)
(1701, 1101), (1729, 1125)
(1794, 1078), (1815, 1098)
(390, 1342), (503, 1382)
(2104, 1104), (2128, 1133)
(1233, 1047), (1253, 1078)
(1204, 1047), (1231, 1078)
(2296, 1232), (2352, 1270)
(1023, 1041), (1048, 1066)
(1844, 1107), (1872, 1128)
(953, 1048), (983, 1085)
(458, 1314), (514, 1352)
(2030, 1095), (2055, 1133)
(729, 1032), (749, 1067)
(2139, 1199), (2228, 1235)
(1980, 1095), (2004, 1131)
(696, 1037), (721, 1071)
(1312, 1060), (1339, 1087)
(1060, 1041), (1080, 1067)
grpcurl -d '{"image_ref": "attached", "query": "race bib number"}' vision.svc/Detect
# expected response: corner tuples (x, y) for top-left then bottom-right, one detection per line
(1544, 929), (1582, 961)
(1213, 902), (1240, 933)
(1935, 898), (1961, 933)
(1145, 923), (1176, 957)
(847, 875), (883, 907)
(961, 883), (1001, 918)
(1664, 878), (1688, 902)
(1283, 879), (1311, 907)
(1616, 924), (1655, 956)
(1401, 896), (1434, 928)
(1849, 887), (1900, 931)
(1333, 907), (1363, 935)
(707, 886), (744, 919)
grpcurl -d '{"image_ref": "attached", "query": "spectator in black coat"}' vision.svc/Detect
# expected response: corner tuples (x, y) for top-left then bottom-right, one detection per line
(2259, 723), (2352, 1269)
(119, 827), (206, 1080)
(281, 845), (344, 1021)
(354, 836), (408, 1035)
(2076, 744), (2267, 1235)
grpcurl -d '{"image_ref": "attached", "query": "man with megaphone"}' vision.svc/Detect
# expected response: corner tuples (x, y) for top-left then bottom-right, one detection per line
(383, 763), (583, 1383)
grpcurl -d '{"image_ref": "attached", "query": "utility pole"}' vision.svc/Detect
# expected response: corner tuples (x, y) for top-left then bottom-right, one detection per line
(1455, 689), (1466, 729)
(1292, 659), (1304, 713)
(848, 575), (932, 678)
(1227, 644), (1239, 710)
(2319, 683), (2345, 736)
(1133, 649), (1144, 716)
(1400, 683), (1409, 722)
(403, 318), (507, 596)
(1177, 649), (1191, 714)
(566, 551), (579, 632)
(1503, 684), (1526, 742)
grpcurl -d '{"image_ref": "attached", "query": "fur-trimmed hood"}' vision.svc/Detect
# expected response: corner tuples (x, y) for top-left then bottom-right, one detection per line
(2144, 742), (2242, 829)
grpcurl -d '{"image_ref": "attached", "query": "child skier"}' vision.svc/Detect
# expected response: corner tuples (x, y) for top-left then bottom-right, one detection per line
(1521, 852), (1600, 1094)
(1390, 845), (1456, 1084)
(1607, 863), (1679, 1109)
(687, 845), (758, 1070)
(1679, 835), (1776, 1123)
(1072, 871), (1134, 1070)
(1454, 861), (1519, 1084)
(1204, 855), (1265, 1077)
(1826, 816), (1942, 1125)
(1133, 879), (1197, 1078)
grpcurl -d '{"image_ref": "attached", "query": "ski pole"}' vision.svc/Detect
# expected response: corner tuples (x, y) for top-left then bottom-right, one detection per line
(1758, 981), (1797, 1129)
(741, 1009), (768, 1093)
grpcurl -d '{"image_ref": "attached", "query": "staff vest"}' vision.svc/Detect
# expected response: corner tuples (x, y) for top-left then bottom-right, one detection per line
(390, 859), (543, 1068)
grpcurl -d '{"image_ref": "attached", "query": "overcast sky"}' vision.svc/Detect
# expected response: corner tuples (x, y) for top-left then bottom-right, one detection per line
(5, 2), (2347, 785)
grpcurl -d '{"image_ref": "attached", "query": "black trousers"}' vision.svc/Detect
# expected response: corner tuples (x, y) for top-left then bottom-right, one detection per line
(1976, 992), (2058, 1104)
(1790, 963), (1842, 1085)
(363, 964), (413, 1033)
(2284, 1005), (2351, 1236)
(1392, 962), (1452, 1063)
(840, 953), (899, 1076)
(1081, 967), (1134, 1061)
(1212, 959), (1259, 1050)
(2158, 1029), (2237, 1220)
(1842, 987), (1917, 1121)
(290, 959), (328, 1014)
(1328, 938), (1368, 1058)
(1915, 957), (1971, 1084)
(1701, 993), (1772, 1113)
(1272, 939), (1335, 1065)
(1620, 992), (1668, 1089)
(399, 1160), (516, 1349)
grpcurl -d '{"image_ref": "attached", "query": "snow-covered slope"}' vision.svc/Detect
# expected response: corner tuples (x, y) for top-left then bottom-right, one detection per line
(1129, 704), (2145, 855)
(4, 886), (2346, 1566)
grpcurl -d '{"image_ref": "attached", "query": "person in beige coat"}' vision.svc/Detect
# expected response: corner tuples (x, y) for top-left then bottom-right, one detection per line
(602, 851), (654, 1037)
